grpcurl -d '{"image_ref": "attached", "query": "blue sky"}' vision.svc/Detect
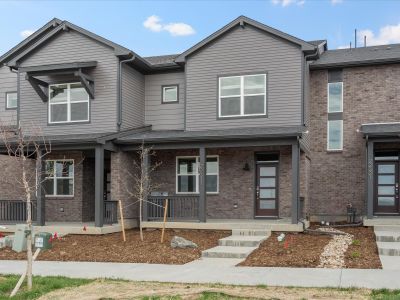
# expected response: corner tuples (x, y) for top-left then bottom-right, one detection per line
(1, 0), (400, 57)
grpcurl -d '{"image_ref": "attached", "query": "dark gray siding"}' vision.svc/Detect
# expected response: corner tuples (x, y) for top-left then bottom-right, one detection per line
(145, 71), (185, 130)
(121, 64), (145, 130)
(185, 25), (303, 131)
(0, 66), (17, 126)
(17, 30), (118, 135)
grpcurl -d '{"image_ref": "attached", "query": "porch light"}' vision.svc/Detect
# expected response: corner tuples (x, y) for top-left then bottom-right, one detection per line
(243, 162), (250, 171)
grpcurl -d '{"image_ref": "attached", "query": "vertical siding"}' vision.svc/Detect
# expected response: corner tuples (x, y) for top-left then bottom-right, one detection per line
(18, 30), (118, 135)
(0, 67), (17, 126)
(185, 25), (303, 131)
(121, 64), (145, 129)
(145, 71), (185, 130)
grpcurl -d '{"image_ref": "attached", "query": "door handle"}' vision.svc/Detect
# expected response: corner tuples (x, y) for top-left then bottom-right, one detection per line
(256, 186), (260, 199)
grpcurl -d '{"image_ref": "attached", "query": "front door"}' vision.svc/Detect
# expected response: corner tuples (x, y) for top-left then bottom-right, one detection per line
(374, 161), (400, 214)
(256, 163), (279, 217)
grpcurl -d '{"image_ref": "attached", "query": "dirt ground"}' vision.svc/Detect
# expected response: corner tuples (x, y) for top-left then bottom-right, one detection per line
(240, 225), (381, 269)
(38, 280), (372, 300)
(0, 229), (228, 264)
(341, 226), (382, 269)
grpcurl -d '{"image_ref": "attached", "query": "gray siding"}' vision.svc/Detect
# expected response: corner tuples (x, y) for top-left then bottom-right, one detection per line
(185, 25), (303, 131)
(145, 71), (185, 130)
(121, 64), (145, 130)
(18, 30), (118, 135)
(0, 66), (17, 126)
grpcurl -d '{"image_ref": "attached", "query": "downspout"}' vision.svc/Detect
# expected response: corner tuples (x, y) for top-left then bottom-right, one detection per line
(118, 55), (135, 130)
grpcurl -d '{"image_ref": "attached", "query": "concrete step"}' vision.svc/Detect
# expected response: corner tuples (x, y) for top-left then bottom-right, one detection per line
(232, 229), (271, 236)
(377, 242), (400, 256)
(374, 225), (400, 232)
(202, 246), (258, 259)
(375, 231), (400, 242)
(218, 235), (267, 247)
(379, 255), (400, 270)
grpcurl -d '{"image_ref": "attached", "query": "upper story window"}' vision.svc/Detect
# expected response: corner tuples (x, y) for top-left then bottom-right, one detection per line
(162, 85), (178, 103)
(328, 82), (343, 113)
(219, 74), (266, 118)
(6, 92), (17, 109)
(49, 83), (89, 124)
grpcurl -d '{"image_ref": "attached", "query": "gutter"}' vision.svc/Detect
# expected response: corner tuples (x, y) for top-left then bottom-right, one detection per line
(117, 55), (136, 130)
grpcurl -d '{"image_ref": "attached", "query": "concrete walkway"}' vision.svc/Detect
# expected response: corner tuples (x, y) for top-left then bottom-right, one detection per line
(1, 259), (400, 289)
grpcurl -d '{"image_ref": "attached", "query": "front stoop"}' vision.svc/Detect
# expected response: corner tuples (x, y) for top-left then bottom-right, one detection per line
(201, 229), (270, 259)
(375, 225), (400, 269)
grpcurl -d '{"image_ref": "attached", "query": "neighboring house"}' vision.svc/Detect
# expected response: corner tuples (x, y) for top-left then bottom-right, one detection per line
(0, 16), (398, 232)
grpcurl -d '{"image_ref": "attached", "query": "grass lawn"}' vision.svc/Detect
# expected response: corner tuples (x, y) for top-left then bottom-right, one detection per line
(0, 275), (92, 300)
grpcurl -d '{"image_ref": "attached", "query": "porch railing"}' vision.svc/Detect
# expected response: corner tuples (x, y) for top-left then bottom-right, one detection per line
(104, 200), (118, 224)
(0, 200), (37, 223)
(147, 195), (199, 221)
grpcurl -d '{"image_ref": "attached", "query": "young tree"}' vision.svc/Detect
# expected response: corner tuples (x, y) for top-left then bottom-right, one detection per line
(0, 122), (51, 295)
(126, 142), (161, 241)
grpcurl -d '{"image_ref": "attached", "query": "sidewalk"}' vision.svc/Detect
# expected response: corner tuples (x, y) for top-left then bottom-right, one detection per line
(1, 258), (399, 290)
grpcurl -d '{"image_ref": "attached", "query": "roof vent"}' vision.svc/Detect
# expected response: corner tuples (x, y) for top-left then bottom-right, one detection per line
(387, 46), (392, 50)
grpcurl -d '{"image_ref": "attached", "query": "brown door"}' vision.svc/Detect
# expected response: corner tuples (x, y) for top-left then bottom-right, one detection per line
(374, 161), (400, 214)
(256, 163), (279, 217)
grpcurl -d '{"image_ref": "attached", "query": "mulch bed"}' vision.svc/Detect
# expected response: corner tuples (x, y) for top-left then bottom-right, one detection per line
(240, 232), (331, 268)
(0, 229), (229, 265)
(240, 226), (382, 269)
(341, 226), (382, 269)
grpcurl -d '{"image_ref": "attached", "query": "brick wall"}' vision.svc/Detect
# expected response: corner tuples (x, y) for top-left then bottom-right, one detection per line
(309, 64), (400, 217)
(150, 146), (294, 219)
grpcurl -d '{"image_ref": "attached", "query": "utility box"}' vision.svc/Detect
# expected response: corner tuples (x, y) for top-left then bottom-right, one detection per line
(12, 224), (29, 253)
(34, 232), (52, 250)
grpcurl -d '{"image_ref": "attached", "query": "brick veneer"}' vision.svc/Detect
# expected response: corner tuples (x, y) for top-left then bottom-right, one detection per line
(149, 146), (297, 219)
(309, 64), (400, 217)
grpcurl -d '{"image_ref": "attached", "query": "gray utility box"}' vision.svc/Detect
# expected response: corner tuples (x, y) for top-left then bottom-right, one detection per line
(34, 232), (52, 250)
(12, 224), (30, 253)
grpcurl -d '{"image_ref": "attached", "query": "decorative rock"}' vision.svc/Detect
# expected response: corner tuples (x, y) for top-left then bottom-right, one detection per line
(171, 236), (198, 248)
(318, 227), (353, 268)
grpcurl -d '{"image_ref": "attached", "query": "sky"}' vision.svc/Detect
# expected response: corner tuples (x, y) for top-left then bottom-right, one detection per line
(1, 0), (400, 57)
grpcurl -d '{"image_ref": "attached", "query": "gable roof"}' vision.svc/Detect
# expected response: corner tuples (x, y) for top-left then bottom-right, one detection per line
(0, 18), (61, 65)
(175, 15), (316, 63)
(311, 43), (400, 69)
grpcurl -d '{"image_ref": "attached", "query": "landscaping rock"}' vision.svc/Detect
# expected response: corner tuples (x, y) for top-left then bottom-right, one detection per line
(171, 236), (198, 248)
(318, 227), (353, 268)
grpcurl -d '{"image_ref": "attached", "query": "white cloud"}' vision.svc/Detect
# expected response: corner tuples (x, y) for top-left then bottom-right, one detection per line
(331, 0), (343, 5)
(338, 23), (400, 48)
(271, 0), (305, 7)
(143, 15), (195, 36)
(20, 29), (35, 39)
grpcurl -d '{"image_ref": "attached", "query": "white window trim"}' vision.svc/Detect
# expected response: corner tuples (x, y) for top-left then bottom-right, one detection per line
(327, 82), (343, 113)
(218, 74), (266, 118)
(327, 120), (343, 151)
(45, 159), (75, 197)
(162, 85), (178, 103)
(48, 82), (89, 124)
(176, 155), (219, 194)
(6, 92), (18, 109)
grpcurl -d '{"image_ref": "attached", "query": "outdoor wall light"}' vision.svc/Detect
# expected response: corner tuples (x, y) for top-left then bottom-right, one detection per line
(243, 162), (250, 171)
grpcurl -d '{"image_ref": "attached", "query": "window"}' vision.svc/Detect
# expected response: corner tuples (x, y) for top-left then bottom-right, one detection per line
(6, 92), (17, 109)
(219, 74), (266, 117)
(328, 82), (343, 113)
(176, 156), (219, 194)
(44, 160), (74, 196)
(327, 120), (343, 151)
(49, 83), (89, 123)
(162, 85), (178, 103)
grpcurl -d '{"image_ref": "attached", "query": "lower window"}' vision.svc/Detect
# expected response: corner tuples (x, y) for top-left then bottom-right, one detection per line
(327, 120), (343, 151)
(44, 160), (74, 196)
(176, 156), (219, 194)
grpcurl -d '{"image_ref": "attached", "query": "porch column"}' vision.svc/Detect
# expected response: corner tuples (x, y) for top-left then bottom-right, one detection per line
(142, 150), (149, 222)
(95, 145), (105, 227)
(36, 149), (45, 226)
(367, 140), (374, 219)
(199, 147), (207, 222)
(291, 141), (300, 224)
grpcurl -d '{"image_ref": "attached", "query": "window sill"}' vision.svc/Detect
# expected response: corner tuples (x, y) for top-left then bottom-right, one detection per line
(48, 120), (90, 126)
(45, 195), (74, 199)
(217, 114), (268, 120)
(326, 150), (343, 153)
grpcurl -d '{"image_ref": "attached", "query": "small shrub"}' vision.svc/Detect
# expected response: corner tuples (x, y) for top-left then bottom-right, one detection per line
(351, 251), (361, 259)
(352, 239), (361, 246)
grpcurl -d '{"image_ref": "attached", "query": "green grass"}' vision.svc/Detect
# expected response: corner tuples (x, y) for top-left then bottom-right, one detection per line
(0, 275), (92, 300)
(371, 289), (400, 300)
